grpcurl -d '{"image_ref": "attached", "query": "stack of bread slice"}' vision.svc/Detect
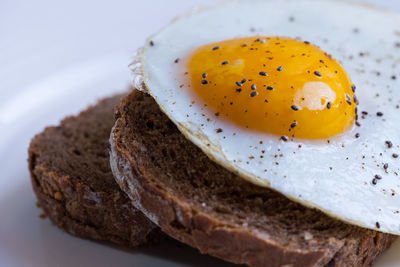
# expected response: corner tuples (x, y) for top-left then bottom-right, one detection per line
(29, 89), (396, 267)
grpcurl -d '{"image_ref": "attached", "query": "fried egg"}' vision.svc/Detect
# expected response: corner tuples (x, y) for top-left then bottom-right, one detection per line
(131, 0), (400, 234)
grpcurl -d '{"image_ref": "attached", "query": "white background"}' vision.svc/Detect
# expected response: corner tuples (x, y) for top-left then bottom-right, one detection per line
(0, 0), (400, 266)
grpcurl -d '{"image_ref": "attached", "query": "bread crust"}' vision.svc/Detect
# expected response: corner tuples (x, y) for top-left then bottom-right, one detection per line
(29, 94), (160, 247)
(110, 91), (396, 267)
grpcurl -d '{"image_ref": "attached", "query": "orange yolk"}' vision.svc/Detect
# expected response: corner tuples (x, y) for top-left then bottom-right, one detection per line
(188, 37), (357, 139)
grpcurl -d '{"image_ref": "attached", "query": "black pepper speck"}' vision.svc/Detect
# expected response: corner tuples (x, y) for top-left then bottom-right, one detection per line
(384, 163), (389, 170)
(385, 140), (393, 148)
(353, 95), (358, 104)
(291, 105), (299, 111)
(346, 94), (352, 105)
(314, 71), (322, 77)
(250, 91), (258, 97)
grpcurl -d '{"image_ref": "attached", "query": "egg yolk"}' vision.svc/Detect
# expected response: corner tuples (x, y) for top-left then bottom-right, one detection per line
(188, 37), (357, 139)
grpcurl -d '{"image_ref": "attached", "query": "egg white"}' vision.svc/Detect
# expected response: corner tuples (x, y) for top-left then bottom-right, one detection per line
(132, 0), (400, 234)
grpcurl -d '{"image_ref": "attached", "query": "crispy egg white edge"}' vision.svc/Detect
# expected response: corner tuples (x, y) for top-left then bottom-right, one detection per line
(133, 0), (400, 234)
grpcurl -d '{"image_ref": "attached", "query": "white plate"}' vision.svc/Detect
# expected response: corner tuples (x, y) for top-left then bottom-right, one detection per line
(1, 0), (400, 266)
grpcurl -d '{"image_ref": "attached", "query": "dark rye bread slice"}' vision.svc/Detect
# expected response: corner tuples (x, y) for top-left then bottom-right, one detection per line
(28, 94), (160, 247)
(110, 90), (396, 267)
